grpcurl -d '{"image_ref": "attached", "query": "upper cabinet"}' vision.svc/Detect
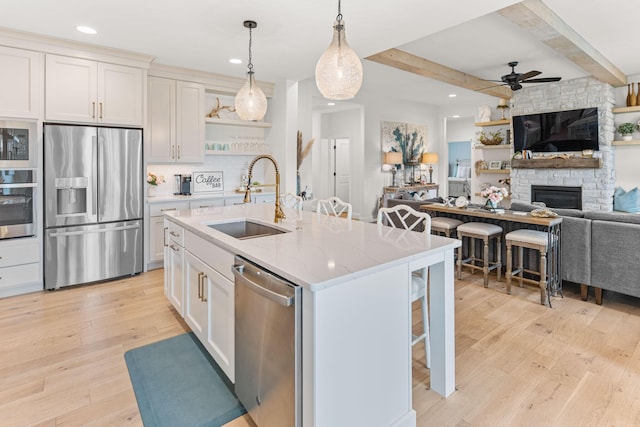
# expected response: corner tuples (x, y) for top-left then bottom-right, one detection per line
(45, 54), (143, 126)
(0, 46), (42, 119)
(147, 76), (204, 163)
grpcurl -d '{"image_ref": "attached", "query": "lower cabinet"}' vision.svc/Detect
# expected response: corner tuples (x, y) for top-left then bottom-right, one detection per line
(184, 250), (235, 382)
(164, 219), (184, 315)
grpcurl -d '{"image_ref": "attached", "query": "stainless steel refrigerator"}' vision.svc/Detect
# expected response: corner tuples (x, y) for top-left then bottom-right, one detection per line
(44, 124), (143, 289)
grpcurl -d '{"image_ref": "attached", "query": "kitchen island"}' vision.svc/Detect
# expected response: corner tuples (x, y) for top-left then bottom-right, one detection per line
(165, 203), (460, 427)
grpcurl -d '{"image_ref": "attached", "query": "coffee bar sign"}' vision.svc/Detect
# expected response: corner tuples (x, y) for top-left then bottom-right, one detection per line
(192, 171), (224, 193)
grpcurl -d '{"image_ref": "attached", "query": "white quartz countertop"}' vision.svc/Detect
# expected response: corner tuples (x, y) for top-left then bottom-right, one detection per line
(165, 203), (461, 291)
(147, 191), (275, 204)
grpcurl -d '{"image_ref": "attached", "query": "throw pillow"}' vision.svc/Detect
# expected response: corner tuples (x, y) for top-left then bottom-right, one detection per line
(614, 187), (640, 213)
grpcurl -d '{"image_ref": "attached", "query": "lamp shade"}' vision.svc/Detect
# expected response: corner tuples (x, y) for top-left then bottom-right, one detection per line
(315, 19), (363, 100)
(235, 72), (268, 121)
(384, 151), (403, 165)
(421, 152), (438, 164)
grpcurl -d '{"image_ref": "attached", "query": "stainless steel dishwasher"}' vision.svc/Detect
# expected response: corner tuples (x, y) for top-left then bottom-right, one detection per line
(232, 255), (301, 427)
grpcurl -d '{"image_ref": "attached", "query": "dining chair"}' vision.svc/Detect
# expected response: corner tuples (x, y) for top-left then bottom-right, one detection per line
(316, 197), (352, 220)
(280, 192), (303, 214)
(377, 204), (431, 368)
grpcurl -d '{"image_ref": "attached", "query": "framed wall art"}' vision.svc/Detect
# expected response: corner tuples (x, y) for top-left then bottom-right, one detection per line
(381, 121), (427, 166)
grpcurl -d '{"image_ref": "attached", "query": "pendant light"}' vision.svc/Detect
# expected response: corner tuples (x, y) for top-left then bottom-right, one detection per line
(315, 0), (363, 100)
(235, 20), (267, 121)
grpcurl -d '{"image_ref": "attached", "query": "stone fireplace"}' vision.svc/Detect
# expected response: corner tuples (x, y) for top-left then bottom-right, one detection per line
(510, 77), (615, 211)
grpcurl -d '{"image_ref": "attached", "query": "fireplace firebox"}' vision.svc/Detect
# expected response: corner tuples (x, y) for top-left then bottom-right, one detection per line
(531, 185), (582, 209)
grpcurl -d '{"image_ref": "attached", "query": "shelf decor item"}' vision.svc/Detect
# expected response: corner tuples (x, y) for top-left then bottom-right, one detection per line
(632, 83), (638, 107)
(480, 185), (509, 211)
(618, 122), (635, 141)
(315, 0), (363, 100)
(496, 98), (510, 120)
(235, 20), (268, 121)
(476, 129), (504, 145)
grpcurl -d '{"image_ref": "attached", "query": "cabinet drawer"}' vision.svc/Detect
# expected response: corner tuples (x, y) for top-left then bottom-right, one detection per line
(190, 198), (225, 209)
(0, 263), (39, 289)
(149, 201), (190, 217)
(167, 220), (185, 247)
(0, 242), (39, 268)
(185, 230), (234, 281)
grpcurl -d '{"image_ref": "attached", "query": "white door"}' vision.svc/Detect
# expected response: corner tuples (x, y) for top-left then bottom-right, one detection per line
(97, 62), (143, 126)
(205, 267), (235, 382)
(45, 54), (97, 123)
(176, 81), (205, 162)
(334, 138), (351, 202)
(0, 46), (41, 119)
(148, 77), (177, 162)
(184, 252), (207, 342)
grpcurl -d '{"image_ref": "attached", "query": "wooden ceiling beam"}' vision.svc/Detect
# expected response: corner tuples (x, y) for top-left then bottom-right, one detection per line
(498, 0), (626, 87)
(366, 48), (513, 99)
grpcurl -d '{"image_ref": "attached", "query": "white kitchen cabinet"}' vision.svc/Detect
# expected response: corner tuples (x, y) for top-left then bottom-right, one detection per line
(147, 76), (204, 163)
(148, 200), (189, 268)
(0, 46), (42, 119)
(164, 219), (185, 315)
(0, 240), (41, 297)
(182, 230), (235, 382)
(45, 54), (143, 126)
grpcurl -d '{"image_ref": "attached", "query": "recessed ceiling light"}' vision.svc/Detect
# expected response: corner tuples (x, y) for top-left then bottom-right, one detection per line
(452, 115), (460, 118)
(76, 25), (97, 35)
(448, 93), (457, 98)
(327, 102), (336, 106)
(229, 58), (242, 64)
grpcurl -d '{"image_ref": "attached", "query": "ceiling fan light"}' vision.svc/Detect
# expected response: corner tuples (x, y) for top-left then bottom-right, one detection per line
(235, 71), (267, 121)
(315, 18), (363, 100)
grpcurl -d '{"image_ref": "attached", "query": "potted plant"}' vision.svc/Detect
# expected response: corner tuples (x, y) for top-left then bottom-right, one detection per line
(476, 130), (504, 146)
(618, 122), (635, 141)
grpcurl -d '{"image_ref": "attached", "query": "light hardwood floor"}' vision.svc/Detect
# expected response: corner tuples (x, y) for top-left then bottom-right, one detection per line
(2, 269), (640, 426)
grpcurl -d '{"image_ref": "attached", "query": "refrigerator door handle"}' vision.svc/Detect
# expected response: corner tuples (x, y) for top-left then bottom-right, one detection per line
(49, 224), (140, 238)
(0, 183), (38, 189)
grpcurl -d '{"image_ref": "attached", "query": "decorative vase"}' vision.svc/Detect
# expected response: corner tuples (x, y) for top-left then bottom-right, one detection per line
(631, 84), (638, 107)
(148, 185), (158, 197)
(627, 83), (632, 106)
(636, 83), (640, 107)
(485, 199), (500, 210)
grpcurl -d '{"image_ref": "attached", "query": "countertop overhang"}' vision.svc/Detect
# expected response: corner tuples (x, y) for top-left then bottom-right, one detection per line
(165, 204), (461, 291)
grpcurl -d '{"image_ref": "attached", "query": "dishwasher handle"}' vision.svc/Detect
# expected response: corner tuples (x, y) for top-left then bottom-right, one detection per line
(232, 264), (294, 307)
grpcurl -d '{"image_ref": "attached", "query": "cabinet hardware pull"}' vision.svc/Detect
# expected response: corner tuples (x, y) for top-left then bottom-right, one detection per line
(198, 272), (203, 299)
(92, 102), (96, 119)
(160, 208), (177, 212)
(163, 227), (168, 247)
(177, 145), (181, 159)
(99, 102), (103, 119)
(202, 275), (207, 302)
(171, 145), (176, 159)
(169, 230), (179, 237)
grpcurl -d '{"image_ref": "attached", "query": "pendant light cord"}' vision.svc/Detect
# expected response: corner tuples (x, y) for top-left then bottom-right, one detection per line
(247, 25), (254, 73)
(337, 0), (343, 22)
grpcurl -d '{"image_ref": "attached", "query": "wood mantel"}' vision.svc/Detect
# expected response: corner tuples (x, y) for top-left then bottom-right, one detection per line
(512, 158), (602, 169)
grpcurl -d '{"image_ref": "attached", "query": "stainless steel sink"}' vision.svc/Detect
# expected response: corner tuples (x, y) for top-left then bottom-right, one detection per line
(207, 220), (289, 240)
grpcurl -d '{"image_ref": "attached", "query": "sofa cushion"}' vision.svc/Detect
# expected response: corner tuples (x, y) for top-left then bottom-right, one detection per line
(584, 211), (640, 225)
(613, 187), (640, 213)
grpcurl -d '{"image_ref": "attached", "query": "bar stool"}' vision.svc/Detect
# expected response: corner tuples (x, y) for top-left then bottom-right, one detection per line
(431, 217), (463, 238)
(457, 222), (503, 287)
(505, 229), (550, 305)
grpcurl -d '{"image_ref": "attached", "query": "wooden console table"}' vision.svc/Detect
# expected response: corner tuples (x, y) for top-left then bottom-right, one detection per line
(420, 204), (563, 306)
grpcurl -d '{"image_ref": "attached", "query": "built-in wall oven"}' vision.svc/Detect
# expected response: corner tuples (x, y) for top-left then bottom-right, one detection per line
(0, 169), (36, 239)
(0, 120), (37, 168)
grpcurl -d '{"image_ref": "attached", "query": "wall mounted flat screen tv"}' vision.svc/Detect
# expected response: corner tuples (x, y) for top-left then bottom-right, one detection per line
(512, 108), (599, 153)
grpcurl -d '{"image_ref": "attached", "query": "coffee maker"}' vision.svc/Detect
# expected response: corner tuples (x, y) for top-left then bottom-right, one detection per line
(174, 174), (192, 195)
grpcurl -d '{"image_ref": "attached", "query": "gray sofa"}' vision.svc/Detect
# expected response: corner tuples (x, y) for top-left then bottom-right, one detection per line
(510, 202), (640, 305)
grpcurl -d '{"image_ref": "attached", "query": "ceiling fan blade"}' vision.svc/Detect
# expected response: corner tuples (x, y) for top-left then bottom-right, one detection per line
(475, 82), (508, 91)
(519, 70), (541, 80)
(521, 77), (562, 83)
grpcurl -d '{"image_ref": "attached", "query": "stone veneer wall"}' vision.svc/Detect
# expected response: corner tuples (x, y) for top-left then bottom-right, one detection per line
(510, 77), (615, 211)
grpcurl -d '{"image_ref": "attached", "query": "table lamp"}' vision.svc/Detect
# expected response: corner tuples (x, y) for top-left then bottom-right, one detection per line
(421, 152), (438, 184)
(384, 152), (403, 187)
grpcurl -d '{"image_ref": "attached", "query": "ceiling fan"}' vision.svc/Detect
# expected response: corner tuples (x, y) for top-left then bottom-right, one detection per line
(489, 61), (561, 91)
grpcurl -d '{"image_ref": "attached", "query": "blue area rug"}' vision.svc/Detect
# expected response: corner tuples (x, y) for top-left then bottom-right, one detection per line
(125, 333), (246, 427)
